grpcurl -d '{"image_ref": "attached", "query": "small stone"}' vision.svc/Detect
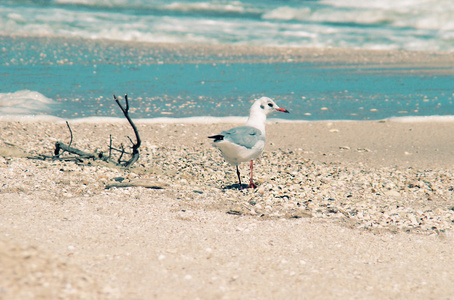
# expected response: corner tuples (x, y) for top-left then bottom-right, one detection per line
(384, 190), (401, 198)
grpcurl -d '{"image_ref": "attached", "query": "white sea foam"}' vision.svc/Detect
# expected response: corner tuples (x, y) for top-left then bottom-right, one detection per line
(0, 90), (56, 116)
(0, 115), (64, 122)
(387, 115), (454, 123)
(1, 0), (453, 50)
(163, 2), (251, 14)
(2, 112), (454, 125)
(3, 115), (454, 125)
(70, 116), (249, 124)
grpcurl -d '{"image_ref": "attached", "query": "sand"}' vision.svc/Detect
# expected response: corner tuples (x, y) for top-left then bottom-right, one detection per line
(1, 118), (454, 299)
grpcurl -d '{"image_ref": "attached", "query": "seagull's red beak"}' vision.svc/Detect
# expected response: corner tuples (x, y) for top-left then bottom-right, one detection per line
(277, 108), (289, 113)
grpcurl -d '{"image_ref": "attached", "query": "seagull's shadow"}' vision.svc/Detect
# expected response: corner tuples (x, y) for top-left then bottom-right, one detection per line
(222, 183), (251, 190)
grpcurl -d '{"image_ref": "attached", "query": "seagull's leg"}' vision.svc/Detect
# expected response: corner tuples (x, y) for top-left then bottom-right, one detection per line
(236, 165), (242, 189)
(248, 160), (257, 189)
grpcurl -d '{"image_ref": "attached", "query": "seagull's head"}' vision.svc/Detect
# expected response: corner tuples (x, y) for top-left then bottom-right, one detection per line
(254, 97), (289, 116)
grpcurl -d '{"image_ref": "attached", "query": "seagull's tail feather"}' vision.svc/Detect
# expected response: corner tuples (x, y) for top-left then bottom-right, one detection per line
(208, 135), (224, 142)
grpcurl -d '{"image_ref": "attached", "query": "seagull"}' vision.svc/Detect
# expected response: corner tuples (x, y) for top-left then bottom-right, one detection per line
(208, 97), (289, 189)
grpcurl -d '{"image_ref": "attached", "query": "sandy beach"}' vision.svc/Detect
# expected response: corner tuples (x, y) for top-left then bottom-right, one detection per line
(1, 118), (454, 298)
(2, 0), (454, 296)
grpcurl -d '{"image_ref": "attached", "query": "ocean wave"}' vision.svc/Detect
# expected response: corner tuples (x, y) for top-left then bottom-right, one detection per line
(55, 0), (262, 17)
(163, 1), (258, 14)
(264, 0), (454, 30)
(3, 114), (454, 124)
(262, 6), (392, 26)
(1, 0), (454, 50)
(387, 115), (454, 123)
(0, 90), (56, 115)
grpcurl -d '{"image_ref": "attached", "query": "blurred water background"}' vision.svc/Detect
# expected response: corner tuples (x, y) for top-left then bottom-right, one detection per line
(1, 0), (453, 120)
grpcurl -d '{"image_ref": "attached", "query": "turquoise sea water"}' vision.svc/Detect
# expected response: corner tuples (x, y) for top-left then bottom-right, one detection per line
(1, 1), (453, 120)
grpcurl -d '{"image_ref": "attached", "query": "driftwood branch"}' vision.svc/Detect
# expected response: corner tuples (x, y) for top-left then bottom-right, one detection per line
(54, 141), (97, 159)
(66, 121), (73, 147)
(30, 93), (142, 169)
(113, 94), (141, 167)
(105, 179), (168, 189)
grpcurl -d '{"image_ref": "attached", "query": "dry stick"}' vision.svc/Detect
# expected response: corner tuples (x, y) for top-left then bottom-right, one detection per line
(54, 142), (97, 159)
(66, 121), (73, 147)
(53, 121), (72, 157)
(52, 121), (96, 160)
(52, 94), (141, 167)
(109, 134), (113, 159)
(113, 94), (141, 168)
(106, 179), (168, 189)
(117, 143), (125, 164)
(31, 94), (141, 169)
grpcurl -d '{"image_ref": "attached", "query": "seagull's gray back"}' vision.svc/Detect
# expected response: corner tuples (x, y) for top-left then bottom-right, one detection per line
(221, 126), (264, 149)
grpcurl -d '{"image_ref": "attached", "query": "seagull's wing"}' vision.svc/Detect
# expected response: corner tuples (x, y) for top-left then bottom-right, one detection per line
(221, 126), (264, 149)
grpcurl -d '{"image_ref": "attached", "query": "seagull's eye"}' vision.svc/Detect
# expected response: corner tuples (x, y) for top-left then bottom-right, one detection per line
(267, 103), (273, 107)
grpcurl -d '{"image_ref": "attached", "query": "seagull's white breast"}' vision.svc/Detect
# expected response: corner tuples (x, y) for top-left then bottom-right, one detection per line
(214, 139), (265, 165)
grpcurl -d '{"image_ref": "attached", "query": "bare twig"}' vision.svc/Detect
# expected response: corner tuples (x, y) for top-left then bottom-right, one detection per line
(118, 143), (125, 164)
(54, 142), (97, 159)
(29, 93), (142, 170)
(106, 179), (168, 189)
(66, 121), (73, 147)
(113, 94), (141, 168)
(109, 134), (113, 158)
(54, 121), (73, 157)
(24, 93), (155, 188)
